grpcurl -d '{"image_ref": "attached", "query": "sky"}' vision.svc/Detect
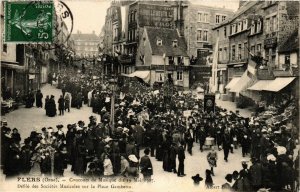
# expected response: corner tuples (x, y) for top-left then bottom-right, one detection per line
(64, 0), (240, 35)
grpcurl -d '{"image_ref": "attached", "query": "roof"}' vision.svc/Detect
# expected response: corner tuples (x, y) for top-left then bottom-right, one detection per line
(278, 30), (299, 53)
(213, 1), (259, 29)
(145, 27), (188, 57)
(71, 33), (99, 41)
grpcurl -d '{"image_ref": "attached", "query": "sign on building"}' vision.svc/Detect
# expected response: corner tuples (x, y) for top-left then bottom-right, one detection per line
(139, 4), (174, 28)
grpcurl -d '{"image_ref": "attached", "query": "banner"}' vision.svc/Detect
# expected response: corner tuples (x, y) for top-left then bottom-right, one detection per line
(204, 94), (215, 113)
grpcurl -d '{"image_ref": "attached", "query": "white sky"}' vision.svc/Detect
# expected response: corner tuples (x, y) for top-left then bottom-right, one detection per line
(65, 0), (239, 35)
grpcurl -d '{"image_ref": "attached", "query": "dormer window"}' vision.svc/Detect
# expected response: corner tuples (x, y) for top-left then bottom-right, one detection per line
(250, 20), (255, 35)
(172, 39), (178, 47)
(256, 19), (262, 33)
(157, 39), (162, 46)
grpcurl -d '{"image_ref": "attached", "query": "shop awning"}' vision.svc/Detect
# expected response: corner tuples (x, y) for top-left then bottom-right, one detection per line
(225, 77), (240, 89)
(230, 71), (252, 93)
(121, 71), (150, 83)
(247, 80), (272, 91)
(264, 77), (295, 92)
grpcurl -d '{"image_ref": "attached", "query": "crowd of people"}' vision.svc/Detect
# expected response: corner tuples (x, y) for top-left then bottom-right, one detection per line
(1, 67), (299, 191)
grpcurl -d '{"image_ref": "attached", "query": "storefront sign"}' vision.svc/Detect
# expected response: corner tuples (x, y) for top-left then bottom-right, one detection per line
(29, 74), (35, 79)
(139, 4), (174, 28)
(264, 37), (277, 49)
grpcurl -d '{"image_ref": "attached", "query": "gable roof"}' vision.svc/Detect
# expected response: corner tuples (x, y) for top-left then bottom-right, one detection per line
(145, 27), (188, 57)
(71, 33), (99, 41)
(278, 30), (299, 53)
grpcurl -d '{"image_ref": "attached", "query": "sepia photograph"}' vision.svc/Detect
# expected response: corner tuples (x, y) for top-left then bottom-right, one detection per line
(0, 0), (299, 191)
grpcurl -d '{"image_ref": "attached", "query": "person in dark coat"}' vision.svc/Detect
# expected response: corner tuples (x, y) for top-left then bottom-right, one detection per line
(47, 95), (57, 117)
(185, 128), (194, 155)
(54, 146), (68, 176)
(205, 169), (213, 188)
(222, 174), (234, 191)
(177, 141), (185, 177)
(45, 95), (50, 116)
(58, 95), (65, 116)
(222, 129), (233, 162)
(169, 142), (177, 174)
(11, 128), (21, 144)
(35, 90), (43, 108)
(5, 142), (21, 178)
(249, 158), (262, 191)
(198, 126), (206, 152)
(20, 138), (32, 174)
(40, 152), (51, 176)
(64, 93), (70, 112)
(139, 148), (153, 180)
(241, 134), (251, 157)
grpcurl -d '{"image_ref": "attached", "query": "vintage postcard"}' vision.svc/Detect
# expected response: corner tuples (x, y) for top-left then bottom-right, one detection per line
(1, 0), (299, 192)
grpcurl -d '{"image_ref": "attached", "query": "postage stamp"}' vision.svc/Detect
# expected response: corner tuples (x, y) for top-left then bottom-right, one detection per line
(4, 1), (54, 42)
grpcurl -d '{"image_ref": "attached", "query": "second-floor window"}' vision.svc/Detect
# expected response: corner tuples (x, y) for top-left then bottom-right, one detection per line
(177, 71), (183, 80)
(238, 44), (242, 60)
(231, 45), (236, 60)
(197, 29), (208, 41)
(224, 26), (227, 37)
(222, 15), (226, 21)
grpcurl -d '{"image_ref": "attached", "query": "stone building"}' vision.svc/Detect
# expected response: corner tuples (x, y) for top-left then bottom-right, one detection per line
(211, 0), (299, 105)
(184, 4), (234, 88)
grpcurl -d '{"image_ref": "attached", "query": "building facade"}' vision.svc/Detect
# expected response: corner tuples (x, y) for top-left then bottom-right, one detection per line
(135, 27), (190, 89)
(184, 4), (234, 88)
(211, 1), (299, 105)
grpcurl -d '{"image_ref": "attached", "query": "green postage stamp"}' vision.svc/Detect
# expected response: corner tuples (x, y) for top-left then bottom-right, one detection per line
(4, 1), (54, 42)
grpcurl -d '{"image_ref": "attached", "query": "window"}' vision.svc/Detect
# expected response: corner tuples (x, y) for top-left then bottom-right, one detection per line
(177, 71), (183, 80)
(238, 44), (242, 60)
(219, 48), (222, 60)
(224, 26), (227, 37)
(2, 43), (7, 53)
(256, 19), (262, 33)
(196, 30), (202, 41)
(177, 56), (183, 65)
(257, 44), (262, 53)
(243, 19), (248, 29)
(172, 39), (178, 47)
(216, 15), (220, 23)
(251, 45), (255, 54)
(272, 15), (278, 31)
(198, 12), (208, 22)
(168, 56), (174, 65)
(244, 42), (248, 59)
(222, 15), (226, 21)
(156, 72), (164, 82)
(157, 39), (162, 46)
(198, 12), (202, 22)
(266, 18), (270, 33)
(250, 20), (255, 35)
(224, 47), (227, 60)
(231, 45), (236, 60)
(203, 30), (208, 41)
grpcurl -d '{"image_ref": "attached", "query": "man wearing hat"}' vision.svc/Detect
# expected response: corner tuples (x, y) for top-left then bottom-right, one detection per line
(177, 141), (186, 177)
(221, 174), (233, 191)
(139, 148), (153, 180)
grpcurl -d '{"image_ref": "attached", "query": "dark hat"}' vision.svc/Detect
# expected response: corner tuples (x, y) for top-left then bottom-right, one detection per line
(41, 127), (47, 132)
(67, 124), (72, 129)
(191, 174), (203, 183)
(232, 171), (239, 179)
(144, 148), (150, 155)
(225, 174), (233, 182)
(78, 121), (85, 125)
(205, 169), (211, 175)
(56, 124), (63, 129)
